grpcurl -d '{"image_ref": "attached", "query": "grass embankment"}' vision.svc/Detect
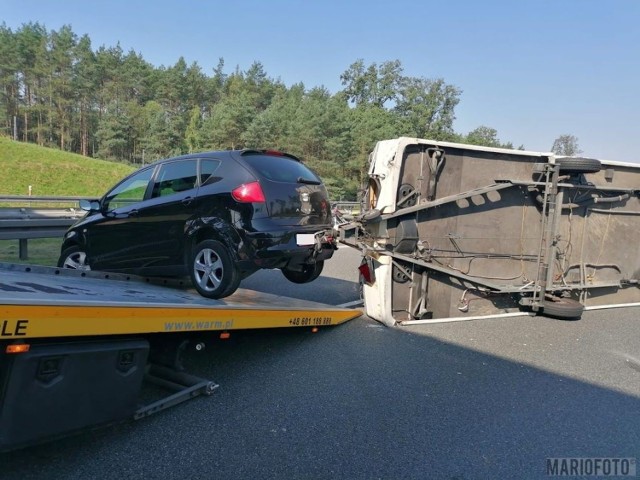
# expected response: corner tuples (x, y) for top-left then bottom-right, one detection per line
(0, 136), (135, 196)
(0, 137), (136, 264)
(0, 238), (60, 266)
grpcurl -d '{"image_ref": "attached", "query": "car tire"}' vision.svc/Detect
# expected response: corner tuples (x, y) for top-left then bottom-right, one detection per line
(190, 240), (240, 299)
(58, 245), (91, 270)
(281, 260), (324, 284)
(540, 297), (584, 320)
(556, 157), (602, 174)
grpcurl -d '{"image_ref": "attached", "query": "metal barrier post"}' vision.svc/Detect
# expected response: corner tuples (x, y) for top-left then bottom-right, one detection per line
(19, 239), (28, 260)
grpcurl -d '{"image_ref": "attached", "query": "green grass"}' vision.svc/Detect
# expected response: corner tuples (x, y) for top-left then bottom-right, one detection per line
(0, 238), (60, 266)
(0, 136), (136, 197)
(0, 137), (138, 265)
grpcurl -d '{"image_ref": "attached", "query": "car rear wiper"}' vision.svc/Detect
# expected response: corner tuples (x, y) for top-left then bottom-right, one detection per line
(297, 177), (321, 185)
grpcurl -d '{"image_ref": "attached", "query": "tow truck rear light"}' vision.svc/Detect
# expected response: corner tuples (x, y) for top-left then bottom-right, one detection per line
(231, 182), (266, 203)
(6, 344), (30, 354)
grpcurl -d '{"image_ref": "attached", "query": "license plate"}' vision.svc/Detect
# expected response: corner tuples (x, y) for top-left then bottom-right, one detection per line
(296, 234), (315, 246)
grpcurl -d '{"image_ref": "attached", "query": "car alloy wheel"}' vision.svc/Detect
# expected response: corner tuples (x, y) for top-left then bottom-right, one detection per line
(190, 240), (240, 299)
(58, 246), (91, 271)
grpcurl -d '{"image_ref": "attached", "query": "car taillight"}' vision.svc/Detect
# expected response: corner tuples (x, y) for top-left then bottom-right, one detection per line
(264, 149), (284, 156)
(231, 182), (266, 203)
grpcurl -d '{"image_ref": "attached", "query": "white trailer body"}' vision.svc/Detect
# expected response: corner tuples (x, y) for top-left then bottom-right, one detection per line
(339, 137), (640, 326)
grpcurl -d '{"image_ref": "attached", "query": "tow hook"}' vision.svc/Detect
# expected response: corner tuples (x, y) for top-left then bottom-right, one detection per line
(311, 231), (337, 260)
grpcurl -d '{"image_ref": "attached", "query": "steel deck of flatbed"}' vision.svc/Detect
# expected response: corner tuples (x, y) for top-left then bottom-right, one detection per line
(0, 263), (361, 339)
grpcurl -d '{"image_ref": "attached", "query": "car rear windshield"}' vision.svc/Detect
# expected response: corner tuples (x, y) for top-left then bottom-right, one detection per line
(242, 154), (321, 184)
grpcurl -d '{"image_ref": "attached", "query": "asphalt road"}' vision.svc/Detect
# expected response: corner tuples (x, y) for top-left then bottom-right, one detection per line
(239, 245), (363, 305)
(3, 247), (639, 479)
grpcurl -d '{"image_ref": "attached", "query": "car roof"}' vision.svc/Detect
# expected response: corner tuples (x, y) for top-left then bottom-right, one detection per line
(147, 149), (301, 166)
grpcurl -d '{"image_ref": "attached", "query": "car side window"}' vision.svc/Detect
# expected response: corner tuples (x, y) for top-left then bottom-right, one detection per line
(199, 159), (221, 185)
(103, 168), (154, 211)
(151, 160), (198, 199)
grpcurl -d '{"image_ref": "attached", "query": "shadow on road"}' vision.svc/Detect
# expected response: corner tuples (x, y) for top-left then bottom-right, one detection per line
(3, 316), (638, 479)
(240, 267), (361, 305)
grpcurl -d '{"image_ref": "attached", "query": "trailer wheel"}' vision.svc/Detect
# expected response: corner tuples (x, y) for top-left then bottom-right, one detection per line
(397, 183), (417, 207)
(556, 157), (602, 174)
(281, 261), (324, 284)
(58, 245), (91, 270)
(541, 297), (584, 320)
(392, 263), (410, 283)
(190, 240), (240, 299)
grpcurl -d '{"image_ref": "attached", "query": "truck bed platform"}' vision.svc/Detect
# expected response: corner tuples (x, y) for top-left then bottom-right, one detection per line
(0, 263), (361, 339)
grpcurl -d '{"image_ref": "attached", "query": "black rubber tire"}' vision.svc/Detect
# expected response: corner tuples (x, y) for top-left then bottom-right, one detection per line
(556, 157), (602, 174)
(541, 297), (584, 320)
(57, 245), (91, 270)
(190, 240), (240, 299)
(281, 261), (324, 284)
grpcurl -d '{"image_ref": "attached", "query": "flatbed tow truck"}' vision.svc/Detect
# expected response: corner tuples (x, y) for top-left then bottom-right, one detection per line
(0, 262), (361, 451)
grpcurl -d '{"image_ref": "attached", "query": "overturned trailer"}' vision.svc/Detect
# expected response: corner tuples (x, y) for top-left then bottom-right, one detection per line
(339, 137), (640, 326)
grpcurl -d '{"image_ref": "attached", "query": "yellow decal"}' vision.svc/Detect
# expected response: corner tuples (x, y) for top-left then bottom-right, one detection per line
(0, 304), (361, 339)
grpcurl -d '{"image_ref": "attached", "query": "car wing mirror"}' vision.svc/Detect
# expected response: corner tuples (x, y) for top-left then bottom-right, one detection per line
(79, 199), (101, 212)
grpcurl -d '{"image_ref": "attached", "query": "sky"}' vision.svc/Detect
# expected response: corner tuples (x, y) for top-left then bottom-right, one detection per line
(2, 0), (639, 162)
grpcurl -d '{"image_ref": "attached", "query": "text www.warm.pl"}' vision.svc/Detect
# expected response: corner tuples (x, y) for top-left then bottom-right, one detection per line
(164, 320), (234, 331)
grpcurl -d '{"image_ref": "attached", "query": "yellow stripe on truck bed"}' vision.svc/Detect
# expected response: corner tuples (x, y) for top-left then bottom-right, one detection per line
(0, 304), (360, 339)
(0, 263), (361, 339)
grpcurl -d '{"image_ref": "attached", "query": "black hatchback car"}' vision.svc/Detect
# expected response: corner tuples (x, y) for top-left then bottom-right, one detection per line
(58, 149), (336, 298)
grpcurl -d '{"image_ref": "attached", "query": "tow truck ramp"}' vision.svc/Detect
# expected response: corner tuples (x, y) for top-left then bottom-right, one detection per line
(0, 263), (360, 450)
(339, 137), (640, 326)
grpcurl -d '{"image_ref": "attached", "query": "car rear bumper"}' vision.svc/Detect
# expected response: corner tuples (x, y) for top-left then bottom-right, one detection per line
(242, 229), (336, 269)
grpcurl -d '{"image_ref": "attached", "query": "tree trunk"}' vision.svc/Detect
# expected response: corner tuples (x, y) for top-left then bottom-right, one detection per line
(80, 105), (88, 156)
(60, 117), (65, 150)
(23, 84), (30, 141)
(37, 110), (42, 145)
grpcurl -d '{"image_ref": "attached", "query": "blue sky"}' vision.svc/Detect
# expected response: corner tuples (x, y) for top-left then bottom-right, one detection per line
(3, 0), (639, 162)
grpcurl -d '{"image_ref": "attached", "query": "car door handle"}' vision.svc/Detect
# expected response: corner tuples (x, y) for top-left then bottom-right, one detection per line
(129, 209), (139, 217)
(182, 196), (193, 206)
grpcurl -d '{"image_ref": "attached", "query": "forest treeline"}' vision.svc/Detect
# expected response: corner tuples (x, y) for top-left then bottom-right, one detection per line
(0, 23), (519, 199)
